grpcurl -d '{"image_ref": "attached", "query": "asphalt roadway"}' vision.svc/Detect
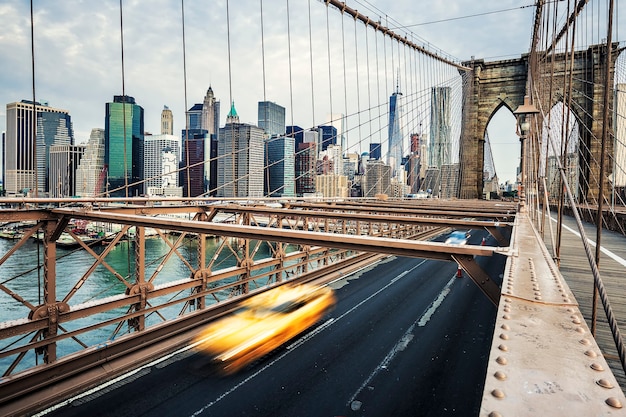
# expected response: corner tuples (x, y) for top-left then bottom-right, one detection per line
(42, 230), (505, 417)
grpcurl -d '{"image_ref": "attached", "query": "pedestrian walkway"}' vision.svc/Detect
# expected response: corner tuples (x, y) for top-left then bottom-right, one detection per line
(539, 210), (626, 391)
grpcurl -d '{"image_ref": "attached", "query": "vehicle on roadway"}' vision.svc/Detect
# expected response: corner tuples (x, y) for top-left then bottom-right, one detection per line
(193, 283), (336, 374)
(445, 230), (470, 245)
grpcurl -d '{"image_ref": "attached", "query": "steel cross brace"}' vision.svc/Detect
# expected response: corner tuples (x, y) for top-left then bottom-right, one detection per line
(452, 254), (501, 306)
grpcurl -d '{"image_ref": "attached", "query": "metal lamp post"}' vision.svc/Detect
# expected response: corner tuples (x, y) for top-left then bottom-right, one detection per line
(514, 95), (539, 213)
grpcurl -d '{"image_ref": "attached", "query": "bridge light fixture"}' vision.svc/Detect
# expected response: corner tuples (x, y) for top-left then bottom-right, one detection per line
(513, 95), (539, 213)
(513, 95), (539, 138)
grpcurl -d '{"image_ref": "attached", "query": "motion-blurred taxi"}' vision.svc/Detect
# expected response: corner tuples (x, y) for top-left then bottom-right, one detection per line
(193, 283), (335, 374)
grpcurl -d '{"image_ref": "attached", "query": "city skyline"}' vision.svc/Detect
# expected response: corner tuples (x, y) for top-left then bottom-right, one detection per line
(0, 1), (551, 185)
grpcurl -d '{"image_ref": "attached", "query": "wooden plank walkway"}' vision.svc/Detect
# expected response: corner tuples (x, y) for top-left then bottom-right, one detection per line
(539, 211), (626, 391)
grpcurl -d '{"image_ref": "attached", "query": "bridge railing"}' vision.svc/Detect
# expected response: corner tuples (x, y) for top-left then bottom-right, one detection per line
(5, 197), (498, 414)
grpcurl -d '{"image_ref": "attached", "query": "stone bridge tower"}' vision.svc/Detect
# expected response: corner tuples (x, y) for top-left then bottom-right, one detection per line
(458, 43), (622, 202)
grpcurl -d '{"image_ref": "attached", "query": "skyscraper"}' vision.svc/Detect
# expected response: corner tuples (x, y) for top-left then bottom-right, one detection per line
(265, 135), (295, 197)
(5, 100), (73, 196)
(388, 85), (404, 178)
(104, 95), (144, 197)
(49, 144), (84, 197)
(201, 87), (220, 189)
(201, 86), (220, 135)
(369, 143), (382, 160)
(180, 130), (207, 197)
(295, 142), (316, 196)
(75, 128), (105, 197)
(161, 106), (173, 135)
(363, 159), (391, 197)
(258, 101), (286, 137)
(217, 102), (265, 197)
(317, 125), (338, 151)
(429, 87), (452, 168)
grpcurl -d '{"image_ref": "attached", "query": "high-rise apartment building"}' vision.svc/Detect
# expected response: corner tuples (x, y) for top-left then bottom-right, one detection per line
(258, 101), (286, 137)
(75, 128), (105, 197)
(388, 86), (404, 178)
(429, 87), (452, 168)
(5, 100), (73, 196)
(217, 103), (265, 198)
(265, 135), (295, 197)
(161, 106), (173, 135)
(104, 95), (144, 197)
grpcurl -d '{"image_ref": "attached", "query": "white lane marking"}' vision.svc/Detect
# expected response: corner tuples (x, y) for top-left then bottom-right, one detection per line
(547, 214), (626, 268)
(347, 275), (457, 407)
(418, 277), (455, 327)
(186, 259), (428, 416)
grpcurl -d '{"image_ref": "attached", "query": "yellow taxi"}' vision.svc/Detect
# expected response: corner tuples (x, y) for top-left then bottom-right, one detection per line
(193, 283), (336, 374)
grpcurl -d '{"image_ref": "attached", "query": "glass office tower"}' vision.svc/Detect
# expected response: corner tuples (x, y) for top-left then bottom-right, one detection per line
(104, 95), (144, 197)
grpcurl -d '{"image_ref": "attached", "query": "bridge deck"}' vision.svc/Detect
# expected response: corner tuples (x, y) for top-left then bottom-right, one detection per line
(541, 211), (626, 392)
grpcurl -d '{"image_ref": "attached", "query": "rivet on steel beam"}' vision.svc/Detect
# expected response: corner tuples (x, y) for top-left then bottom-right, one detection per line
(572, 317), (582, 324)
(499, 333), (509, 340)
(563, 298), (570, 303)
(576, 327), (585, 334)
(504, 298), (511, 303)
(597, 379), (614, 389)
(591, 363), (605, 372)
(579, 338), (591, 345)
(488, 412), (503, 417)
(606, 397), (623, 409)
(567, 308), (574, 313)
(491, 389), (505, 399)
(534, 296), (542, 301)
(498, 344), (508, 352)
(494, 371), (507, 381)
(534, 291), (541, 296)
(585, 350), (598, 358)
(503, 314), (511, 320)
(503, 307), (511, 313)
(496, 356), (508, 365)
(501, 324), (510, 331)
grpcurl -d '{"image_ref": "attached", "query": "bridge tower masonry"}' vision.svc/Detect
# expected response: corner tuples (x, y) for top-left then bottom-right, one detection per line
(459, 43), (622, 202)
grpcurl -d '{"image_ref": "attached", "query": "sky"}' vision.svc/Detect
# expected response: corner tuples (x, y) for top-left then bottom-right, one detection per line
(0, 0), (545, 184)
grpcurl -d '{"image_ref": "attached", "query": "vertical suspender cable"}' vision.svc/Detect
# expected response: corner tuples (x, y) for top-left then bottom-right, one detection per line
(325, 3), (333, 136)
(308, 0), (316, 128)
(30, 0), (38, 197)
(119, 0), (129, 199)
(353, 16), (361, 154)
(181, 0), (190, 197)
(259, 0), (269, 196)
(341, 10), (349, 154)
(226, 0), (237, 196)
(365, 21), (372, 149)
(286, 0), (294, 135)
